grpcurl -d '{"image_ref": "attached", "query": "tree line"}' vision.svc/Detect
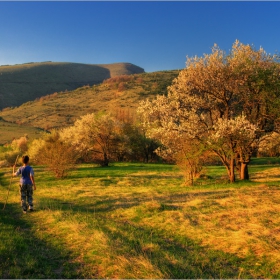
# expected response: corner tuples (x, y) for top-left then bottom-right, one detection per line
(0, 111), (159, 178)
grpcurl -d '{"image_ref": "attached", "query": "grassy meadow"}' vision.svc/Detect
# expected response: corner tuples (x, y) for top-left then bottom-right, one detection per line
(1, 160), (280, 278)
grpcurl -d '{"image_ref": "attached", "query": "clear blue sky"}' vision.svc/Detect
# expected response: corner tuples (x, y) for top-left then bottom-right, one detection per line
(0, 1), (280, 73)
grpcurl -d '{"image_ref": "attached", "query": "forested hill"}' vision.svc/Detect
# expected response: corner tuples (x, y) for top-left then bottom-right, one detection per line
(0, 62), (144, 109)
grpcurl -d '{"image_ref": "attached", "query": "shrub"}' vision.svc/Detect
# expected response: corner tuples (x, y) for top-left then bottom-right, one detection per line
(11, 136), (28, 153)
(33, 131), (78, 178)
(4, 151), (19, 166)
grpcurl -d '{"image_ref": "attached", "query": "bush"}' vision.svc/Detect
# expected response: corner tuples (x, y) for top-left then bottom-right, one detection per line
(33, 131), (78, 178)
(4, 151), (19, 166)
(11, 136), (28, 153)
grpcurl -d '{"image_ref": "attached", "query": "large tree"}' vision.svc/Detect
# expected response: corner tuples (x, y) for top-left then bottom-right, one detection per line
(138, 41), (280, 182)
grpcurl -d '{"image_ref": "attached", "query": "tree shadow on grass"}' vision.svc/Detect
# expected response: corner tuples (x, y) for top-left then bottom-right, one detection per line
(98, 220), (278, 279)
(0, 203), (95, 279)
(34, 196), (279, 278)
(36, 188), (237, 216)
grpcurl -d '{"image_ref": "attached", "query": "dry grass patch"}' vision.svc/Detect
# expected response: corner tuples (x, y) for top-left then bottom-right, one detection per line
(251, 167), (280, 182)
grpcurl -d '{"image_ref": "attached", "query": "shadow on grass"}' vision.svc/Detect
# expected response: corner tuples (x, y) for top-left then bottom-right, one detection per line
(68, 163), (177, 179)
(35, 194), (279, 278)
(0, 203), (94, 279)
(95, 219), (277, 278)
(250, 157), (280, 165)
(37, 188), (237, 215)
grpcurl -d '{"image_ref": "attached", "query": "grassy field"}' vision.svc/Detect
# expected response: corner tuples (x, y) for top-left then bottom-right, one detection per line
(1, 160), (280, 278)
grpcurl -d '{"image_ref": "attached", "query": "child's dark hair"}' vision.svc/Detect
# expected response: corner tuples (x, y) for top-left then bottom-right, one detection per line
(22, 155), (29, 164)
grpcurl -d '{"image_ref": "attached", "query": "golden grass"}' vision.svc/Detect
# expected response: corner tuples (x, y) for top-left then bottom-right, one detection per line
(1, 163), (280, 278)
(251, 167), (280, 182)
(126, 184), (280, 264)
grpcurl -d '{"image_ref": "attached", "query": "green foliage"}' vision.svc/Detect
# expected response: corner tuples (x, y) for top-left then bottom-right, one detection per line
(0, 145), (12, 157)
(250, 157), (280, 165)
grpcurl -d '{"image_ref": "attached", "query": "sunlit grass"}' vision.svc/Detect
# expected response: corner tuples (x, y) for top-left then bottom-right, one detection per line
(1, 161), (280, 278)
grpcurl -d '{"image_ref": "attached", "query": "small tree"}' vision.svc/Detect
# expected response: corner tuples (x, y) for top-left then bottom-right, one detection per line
(4, 151), (19, 166)
(157, 138), (205, 185)
(61, 113), (118, 166)
(129, 128), (159, 163)
(27, 138), (45, 164)
(2, 136), (29, 166)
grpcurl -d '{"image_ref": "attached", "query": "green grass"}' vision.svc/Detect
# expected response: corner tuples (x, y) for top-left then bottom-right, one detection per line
(1, 162), (280, 278)
(250, 157), (280, 165)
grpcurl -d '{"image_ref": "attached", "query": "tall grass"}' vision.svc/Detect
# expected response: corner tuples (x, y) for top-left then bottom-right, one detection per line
(1, 162), (280, 278)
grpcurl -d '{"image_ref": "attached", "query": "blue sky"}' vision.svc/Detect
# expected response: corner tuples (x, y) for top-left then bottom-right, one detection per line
(0, 1), (280, 73)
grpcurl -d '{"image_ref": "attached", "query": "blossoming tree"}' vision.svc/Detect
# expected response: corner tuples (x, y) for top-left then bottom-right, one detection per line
(138, 41), (280, 182)
(60, 113), (119, 166)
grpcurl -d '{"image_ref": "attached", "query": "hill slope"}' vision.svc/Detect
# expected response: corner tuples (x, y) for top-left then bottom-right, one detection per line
(0, 70), (179, 143)
(0, 118), (43, 144)
(0, 62), (144, 110)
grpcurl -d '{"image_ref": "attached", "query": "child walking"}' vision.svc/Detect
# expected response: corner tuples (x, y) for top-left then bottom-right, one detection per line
(13, 155), (36, 213)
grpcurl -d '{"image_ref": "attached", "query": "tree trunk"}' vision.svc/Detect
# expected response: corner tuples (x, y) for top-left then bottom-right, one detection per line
(102, 153), (109, 167)
(230, 157), (235, 182)
(229, 156), (235, 183)
(215, 152), (236, 183)
(226, 157), (235, 183)
(144, 149), (149, 163)
(240, 162), (249, 180)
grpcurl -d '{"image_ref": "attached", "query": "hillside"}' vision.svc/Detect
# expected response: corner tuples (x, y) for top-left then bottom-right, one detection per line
(0, 62), (144, 110)
(0, 70), (179, 143)
(0, 118), (43, 144)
